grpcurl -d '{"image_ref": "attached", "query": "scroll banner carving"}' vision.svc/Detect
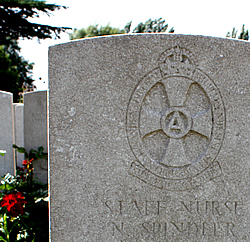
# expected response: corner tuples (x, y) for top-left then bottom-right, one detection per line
(126, 45), (225, 191)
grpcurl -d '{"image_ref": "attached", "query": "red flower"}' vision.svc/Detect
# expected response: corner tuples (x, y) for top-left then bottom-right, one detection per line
(0, 192), (27, 217)
(22, 158), (33, 166)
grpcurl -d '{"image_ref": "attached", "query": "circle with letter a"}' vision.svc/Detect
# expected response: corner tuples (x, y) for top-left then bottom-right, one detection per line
(161, 107), (192, 139)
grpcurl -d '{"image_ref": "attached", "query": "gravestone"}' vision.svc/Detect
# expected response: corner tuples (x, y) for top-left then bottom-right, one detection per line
(24, 91), (48, 184)
(49, 34), (249, 241)
(13, 103), (24, 167)
(0, 91), (15, 176)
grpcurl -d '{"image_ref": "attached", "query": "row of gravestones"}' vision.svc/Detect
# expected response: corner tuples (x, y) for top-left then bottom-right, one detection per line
(0, 90), (47, 184)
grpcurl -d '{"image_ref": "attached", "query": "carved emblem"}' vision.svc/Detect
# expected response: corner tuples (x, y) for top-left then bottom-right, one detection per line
(126, 44), (225, 191)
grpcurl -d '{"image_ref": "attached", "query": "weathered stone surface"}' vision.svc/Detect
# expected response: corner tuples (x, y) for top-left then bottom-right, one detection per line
(49, 34), (250, 241)
(0, 91), (15, 176)
(24, 91), (48, 184)
(13, 103), (24, 167)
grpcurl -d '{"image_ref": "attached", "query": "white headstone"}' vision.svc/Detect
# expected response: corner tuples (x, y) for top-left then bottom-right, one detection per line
(0, 91), (15, 176)
(24, 91), (48, 184)
(13, 103), (24, 168)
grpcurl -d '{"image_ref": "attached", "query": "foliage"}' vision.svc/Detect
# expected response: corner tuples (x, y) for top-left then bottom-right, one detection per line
(0, 145), (48, 241)
(12, 144), (48, 192)
(0, 0), (70, 45)
(0, 0), (70, 102)
(126, 18), (174, 34)
(69, 18), (174, 40)
(226, 24), (249, 40)
(69, 23), (125, 40)
(238, 25), (249, 40)
(226, 27), (238, 39)
(0, 40), (33, 102)
(0, 150), (6, 157)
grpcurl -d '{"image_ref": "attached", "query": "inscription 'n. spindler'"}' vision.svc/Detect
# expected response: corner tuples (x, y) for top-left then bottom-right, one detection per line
(126, 44), (226, 191)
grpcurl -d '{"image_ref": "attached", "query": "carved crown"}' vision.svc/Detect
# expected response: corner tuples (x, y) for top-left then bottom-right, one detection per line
(158, 45), (196, 77)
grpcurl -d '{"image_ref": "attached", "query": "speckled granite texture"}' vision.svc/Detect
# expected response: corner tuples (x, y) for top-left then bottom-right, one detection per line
(49, 34), (249, 241)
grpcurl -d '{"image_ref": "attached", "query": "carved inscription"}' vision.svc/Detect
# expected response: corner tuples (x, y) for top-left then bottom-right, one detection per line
(126, 44), (225, 190)
(104, 200), (241, 240)
(110, 221), (236, 239)
(104, 200), (239, 217)
(30, 112), (46, 124)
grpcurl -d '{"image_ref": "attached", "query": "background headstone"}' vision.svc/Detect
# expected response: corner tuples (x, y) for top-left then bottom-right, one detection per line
(49, 34), (249, 241)
(13, 103), (24, 168)
(0, 91), (15, 176)
(24, 91), (48, 184)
